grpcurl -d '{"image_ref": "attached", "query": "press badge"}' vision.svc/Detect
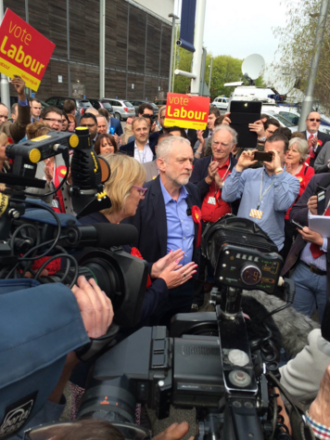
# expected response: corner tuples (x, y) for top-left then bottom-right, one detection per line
(249, 209), (263, 219)
(208, 196), (216, 205)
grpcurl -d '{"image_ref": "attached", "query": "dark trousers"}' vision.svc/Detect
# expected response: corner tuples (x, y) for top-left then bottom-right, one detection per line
(192, 221), (210, 306)
(282, 219), (298, 261)
(149, 279), (194, 327)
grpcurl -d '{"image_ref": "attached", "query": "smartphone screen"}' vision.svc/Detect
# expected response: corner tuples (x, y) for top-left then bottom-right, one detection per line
(253, 151), (273, 162)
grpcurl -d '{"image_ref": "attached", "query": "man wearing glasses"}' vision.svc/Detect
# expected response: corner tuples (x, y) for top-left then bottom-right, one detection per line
(79, 113), (98, 149)
(40, 106), (63, 132)
(304, 112), (330, 167)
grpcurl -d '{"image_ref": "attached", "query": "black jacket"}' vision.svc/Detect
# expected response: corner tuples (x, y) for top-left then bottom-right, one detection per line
(190, 154), (237, 200)
(190, 154), (239, 215)
(120, 134), (157, 157)
(282, 173), (330, 297)
(124, 176), (202, 268)
(303, 130), (330, 167)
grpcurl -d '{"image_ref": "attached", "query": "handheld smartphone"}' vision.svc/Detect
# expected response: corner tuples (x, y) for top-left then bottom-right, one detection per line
(228, 100), (262, 150)
(291, 220), (304, 230)
(253, 151), (273, 162)
(317, 186), (327, 215)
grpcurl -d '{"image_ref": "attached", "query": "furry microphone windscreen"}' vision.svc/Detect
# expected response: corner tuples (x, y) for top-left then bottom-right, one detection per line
(243, 290), (319, 357)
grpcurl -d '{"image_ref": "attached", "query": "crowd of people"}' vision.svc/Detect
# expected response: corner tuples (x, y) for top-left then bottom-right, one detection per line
(3, 76), (330, 439)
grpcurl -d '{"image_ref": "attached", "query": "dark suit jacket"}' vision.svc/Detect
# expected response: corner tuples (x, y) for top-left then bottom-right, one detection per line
(190, 154), (239, 215)
(281, 173), (330, 295)
(187, 129), (198, 147)
(303, 130), (330, 167)
(120, 139), (156, 157)
(190, 154), (237, 199)
(109, 117), (123, 136)
(124, 176), (202, 269)
(143, 160), (158, 182)
(78, 211), (168, 322)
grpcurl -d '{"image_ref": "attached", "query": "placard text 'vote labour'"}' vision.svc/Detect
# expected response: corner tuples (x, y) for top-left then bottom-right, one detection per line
(0, 22), (45, 75)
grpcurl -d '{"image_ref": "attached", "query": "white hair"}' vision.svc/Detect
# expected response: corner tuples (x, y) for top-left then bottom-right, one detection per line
(289, 137), (309, 162)
(213, 124), (238, 145)
(156, 135), (191, 160)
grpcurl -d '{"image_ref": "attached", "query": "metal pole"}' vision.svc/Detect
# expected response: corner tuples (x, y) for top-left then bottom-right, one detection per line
(199, 47), (206, 95)
(190, 0), (207, 95)
(99, 0), (106, 98)
(168, 13), (179, 93)
(66, 0), (71, 96)
(24, 0), (31, 98)
(298, 0), (330, 130)
(0, 0), (10, 108)
(125, 3), (130, 100)
(208, 57), (213, 90)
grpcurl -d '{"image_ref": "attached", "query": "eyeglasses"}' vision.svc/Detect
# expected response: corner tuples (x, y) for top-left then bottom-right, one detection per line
(142, 114), (156, 120)
(132, 185), (148, 196)
(308, 118), (321, 122)
(43, 118), (62, 124)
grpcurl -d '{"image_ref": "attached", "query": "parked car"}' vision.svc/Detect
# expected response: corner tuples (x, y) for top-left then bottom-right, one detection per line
(263, 105), (330, 135)
(129, 100), (159, 116)
(39, 100), (50, 110)
(262, 110), (298, 133)
(211, 96), (229, 110)
(153, 99), (167, 109)
(89, 98), (114, 115)
(103, 98), (135, 120)
(45, 97), (93, 117)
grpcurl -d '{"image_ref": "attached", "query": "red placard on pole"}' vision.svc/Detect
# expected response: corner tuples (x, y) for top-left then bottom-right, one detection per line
(164, 93), (210, 130)
(0, 9), (55, 91)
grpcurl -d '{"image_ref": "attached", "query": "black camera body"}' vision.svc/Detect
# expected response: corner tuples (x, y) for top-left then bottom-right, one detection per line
(77, 216), (288, 440)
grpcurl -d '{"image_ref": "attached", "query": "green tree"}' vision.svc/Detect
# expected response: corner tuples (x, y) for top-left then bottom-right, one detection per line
(273, 0), (330, 111)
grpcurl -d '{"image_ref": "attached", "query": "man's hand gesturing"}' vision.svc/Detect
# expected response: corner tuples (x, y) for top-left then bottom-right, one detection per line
(71, 276), (114, 339)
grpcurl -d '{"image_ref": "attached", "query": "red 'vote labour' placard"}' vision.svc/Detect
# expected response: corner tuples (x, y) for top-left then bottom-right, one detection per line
(164, 93), (210, 130)
(0, 9), (55, 91)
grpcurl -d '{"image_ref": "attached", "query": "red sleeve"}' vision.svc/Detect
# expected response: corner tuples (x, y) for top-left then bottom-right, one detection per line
(299, 165), (315, 197)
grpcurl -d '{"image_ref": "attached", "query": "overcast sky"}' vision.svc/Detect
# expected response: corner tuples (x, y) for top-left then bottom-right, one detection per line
(173, 0), (289, 76)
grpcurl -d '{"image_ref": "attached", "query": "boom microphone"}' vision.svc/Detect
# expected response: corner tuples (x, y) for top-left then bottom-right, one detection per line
(65, 223), (138, 248)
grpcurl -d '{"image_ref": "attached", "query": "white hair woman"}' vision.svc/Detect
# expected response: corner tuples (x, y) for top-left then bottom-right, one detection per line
(282, 137), (315, 258)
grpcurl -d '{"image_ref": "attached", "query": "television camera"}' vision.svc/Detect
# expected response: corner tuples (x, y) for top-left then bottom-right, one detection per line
(0, 128), (149, 330)
(74, 216), (302, 440)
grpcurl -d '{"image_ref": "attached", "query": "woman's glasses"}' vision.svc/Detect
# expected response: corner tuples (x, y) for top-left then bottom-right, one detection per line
(132, 185), (148, 196)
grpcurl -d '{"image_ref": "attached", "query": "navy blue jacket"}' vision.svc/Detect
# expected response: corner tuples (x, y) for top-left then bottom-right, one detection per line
(78, 211), (168, 321)
(190, 155), (237, 198)
(120, 134), (157, 157)
(109, 116), (123, 136)
(124, 176), (202, 267)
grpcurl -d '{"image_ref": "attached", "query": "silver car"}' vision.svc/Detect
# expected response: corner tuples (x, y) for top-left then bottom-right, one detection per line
(211, 96), (229, 110)
(103, 98), (135, 121)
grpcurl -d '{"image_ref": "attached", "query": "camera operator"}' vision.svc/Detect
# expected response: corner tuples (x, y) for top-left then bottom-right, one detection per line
(221, 133), (300, 254)
(1, 276), (113, 440)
